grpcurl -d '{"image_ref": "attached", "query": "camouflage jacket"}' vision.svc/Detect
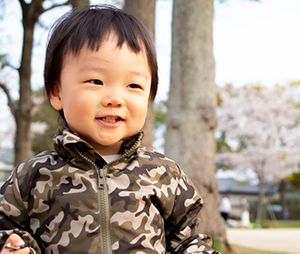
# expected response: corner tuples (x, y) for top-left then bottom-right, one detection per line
(0, 119), (219, 254)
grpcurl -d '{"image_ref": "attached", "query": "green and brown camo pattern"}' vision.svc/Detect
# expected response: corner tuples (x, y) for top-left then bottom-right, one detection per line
(0, 122), (220, 254)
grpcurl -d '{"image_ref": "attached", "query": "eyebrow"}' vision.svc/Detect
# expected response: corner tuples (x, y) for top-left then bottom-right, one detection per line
(130, 71), (150, 81)
(79, 66), (105, 72)
(92, 57), (110, 63)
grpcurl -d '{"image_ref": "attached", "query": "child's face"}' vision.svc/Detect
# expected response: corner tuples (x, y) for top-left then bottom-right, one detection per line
(50, 33), (151, 155)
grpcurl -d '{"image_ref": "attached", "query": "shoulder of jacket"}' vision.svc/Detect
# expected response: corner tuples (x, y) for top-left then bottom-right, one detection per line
(135, 146), (182, 173)
(15, 150), (65, 175)
(4, 151), (67, 197)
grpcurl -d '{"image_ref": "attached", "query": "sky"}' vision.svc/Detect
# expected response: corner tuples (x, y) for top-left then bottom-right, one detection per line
(1, 0), (300, 99)
(214, 0), (300, 87)
(155, 0), (300, 101)
(1, 0), (300, 153)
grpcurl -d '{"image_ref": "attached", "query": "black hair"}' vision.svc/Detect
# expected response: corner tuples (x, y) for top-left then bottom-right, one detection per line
(44, 4), (158, 102)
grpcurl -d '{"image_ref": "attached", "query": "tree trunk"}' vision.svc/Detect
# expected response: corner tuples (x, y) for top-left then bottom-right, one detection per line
(280, 179), (286, 220)
(256, 173), (266, 223)
(14, 1), (44, 165)
(123, 0), (156, 149)
(70, 0), (89, 8)
(165, 0), (228, 246)
(13, 0), (86, 166)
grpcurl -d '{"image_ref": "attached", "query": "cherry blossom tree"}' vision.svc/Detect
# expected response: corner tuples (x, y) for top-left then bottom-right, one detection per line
(216, 85), (300, 222)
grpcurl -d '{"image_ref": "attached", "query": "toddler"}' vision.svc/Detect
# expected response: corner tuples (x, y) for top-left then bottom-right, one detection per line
(0, 4), (220, 254)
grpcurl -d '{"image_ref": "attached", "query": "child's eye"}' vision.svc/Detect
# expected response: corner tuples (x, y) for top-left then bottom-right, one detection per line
(128, 84), (142, 89)
(88, 79), (103, 85)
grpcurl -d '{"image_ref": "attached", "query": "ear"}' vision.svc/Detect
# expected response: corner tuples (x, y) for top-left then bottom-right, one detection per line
(49, 83), (63, 111)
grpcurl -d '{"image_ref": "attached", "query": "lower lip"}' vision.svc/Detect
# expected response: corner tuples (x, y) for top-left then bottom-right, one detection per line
(96, 118), (123, 127)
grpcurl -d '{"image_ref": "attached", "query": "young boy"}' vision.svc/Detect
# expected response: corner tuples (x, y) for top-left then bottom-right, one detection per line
(0, 5), (220, 254)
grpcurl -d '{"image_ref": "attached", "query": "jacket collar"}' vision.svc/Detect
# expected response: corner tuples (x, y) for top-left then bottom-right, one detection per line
(53, 115), (143, 170)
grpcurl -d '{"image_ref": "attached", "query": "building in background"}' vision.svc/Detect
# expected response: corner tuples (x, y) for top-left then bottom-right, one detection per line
(218, 178), (277, 220)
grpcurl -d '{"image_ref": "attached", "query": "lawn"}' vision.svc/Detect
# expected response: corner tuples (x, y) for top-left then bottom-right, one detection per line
(223, 245), (291, 254)
(260, 220), (300, 228)
(214, 220), (300, 254)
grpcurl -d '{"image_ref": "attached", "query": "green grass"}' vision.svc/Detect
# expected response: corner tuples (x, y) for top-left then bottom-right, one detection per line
(260, 220), (300, 228)
(229, 220), (300, 229)
(213, 220), (300, 253)
(221, 244), (291, 254)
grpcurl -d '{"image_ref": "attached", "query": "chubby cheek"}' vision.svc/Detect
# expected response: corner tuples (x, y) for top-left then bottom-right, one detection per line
(62, 98), (92, 128)
(132, 101), (149, 129)
(63, 107), (82, 131)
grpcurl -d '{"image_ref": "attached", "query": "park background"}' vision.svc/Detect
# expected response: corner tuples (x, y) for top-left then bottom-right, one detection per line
(0, 0), (300, 253)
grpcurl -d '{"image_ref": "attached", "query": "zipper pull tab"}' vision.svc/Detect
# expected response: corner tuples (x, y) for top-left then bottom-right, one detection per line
(97, 168), (105, 189)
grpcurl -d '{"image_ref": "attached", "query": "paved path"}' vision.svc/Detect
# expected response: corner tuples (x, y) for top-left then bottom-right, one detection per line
(226, 228), (300, 254)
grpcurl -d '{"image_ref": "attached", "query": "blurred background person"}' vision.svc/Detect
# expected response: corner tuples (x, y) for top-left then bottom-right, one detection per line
(219, 194), (231, 222)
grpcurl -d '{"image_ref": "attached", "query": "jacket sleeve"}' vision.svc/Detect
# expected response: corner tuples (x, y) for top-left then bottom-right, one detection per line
(0, 165), (42, 254)
(164, 169), (220, 254)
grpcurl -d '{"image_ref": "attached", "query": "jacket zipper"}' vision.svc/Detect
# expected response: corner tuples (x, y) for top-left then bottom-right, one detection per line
(74, 149), (112, 254)
(74, 135), (143, 253)
(97, 165), (112, 254)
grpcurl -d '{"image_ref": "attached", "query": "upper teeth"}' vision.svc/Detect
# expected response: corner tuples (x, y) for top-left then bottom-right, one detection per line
(102, 117), (119, 123)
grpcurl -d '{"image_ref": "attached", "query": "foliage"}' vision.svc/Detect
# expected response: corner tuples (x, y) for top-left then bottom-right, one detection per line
(216, 84), (300, 184)
(286, 170), (300, 190)
(32, 89), (58, 154)
(154, 100), (167, 129)
(216, 84), (300, 222)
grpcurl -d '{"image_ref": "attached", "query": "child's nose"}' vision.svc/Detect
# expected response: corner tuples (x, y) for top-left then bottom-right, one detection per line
(101, 89), (124, 107)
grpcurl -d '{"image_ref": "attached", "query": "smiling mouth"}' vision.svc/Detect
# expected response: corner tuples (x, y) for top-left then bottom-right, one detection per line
(100, 116), (123, 123)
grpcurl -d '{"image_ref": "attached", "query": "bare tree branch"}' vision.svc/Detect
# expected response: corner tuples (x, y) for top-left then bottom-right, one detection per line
(5, 62), (19, 71)
(0, 82), (17, 116)
(0, 55), (18, 71)
(43, 0), (71, 13)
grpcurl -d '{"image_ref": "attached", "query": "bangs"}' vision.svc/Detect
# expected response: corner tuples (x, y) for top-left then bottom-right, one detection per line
(64, 6), (144, 55)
